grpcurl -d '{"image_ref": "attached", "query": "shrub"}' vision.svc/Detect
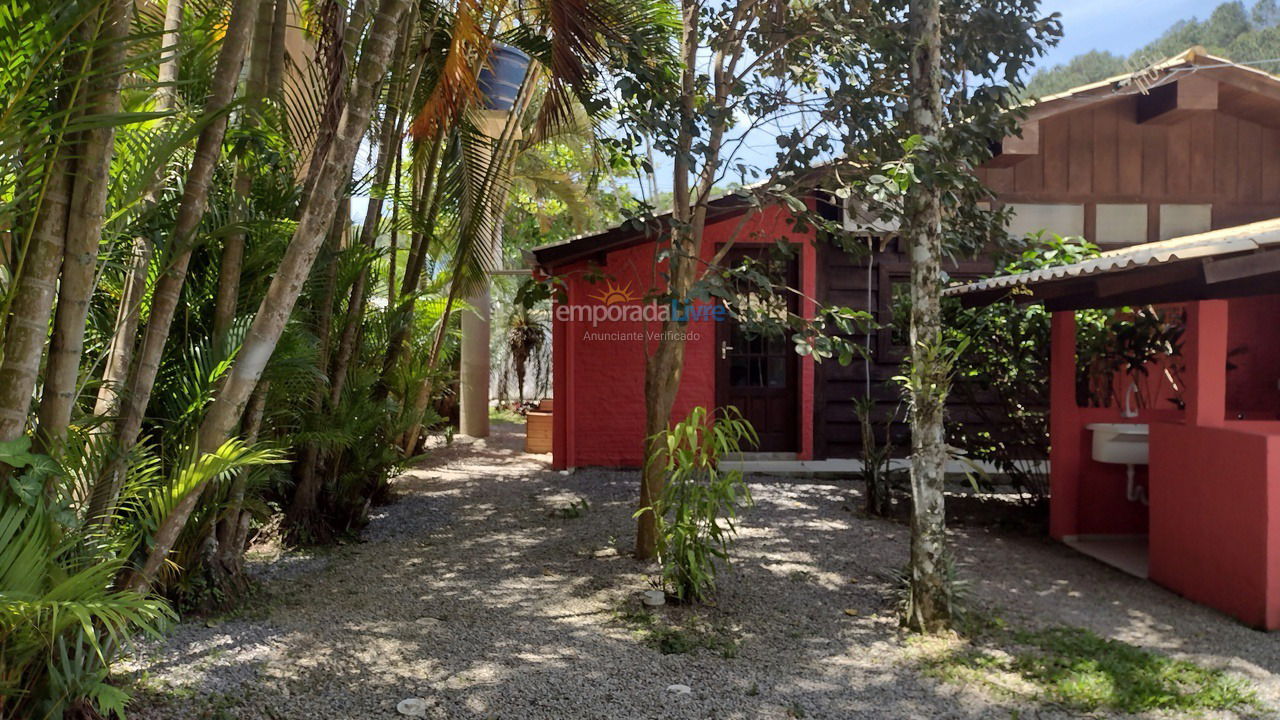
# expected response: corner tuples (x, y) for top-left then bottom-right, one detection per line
(639, 406), (757, 603)
(943, 236), (1187, 502)
(0, 433), (279, 717)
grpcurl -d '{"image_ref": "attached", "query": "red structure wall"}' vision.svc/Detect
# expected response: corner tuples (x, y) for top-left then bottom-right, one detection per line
(1149, 421), (1280, 628)
(1050, 296), (1280, 629)
(551, 205), (817, 469)
(1226, 294), (1280, 419)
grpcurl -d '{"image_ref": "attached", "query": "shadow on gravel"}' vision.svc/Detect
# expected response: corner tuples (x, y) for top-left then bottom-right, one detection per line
(126, 421), (1280, 719)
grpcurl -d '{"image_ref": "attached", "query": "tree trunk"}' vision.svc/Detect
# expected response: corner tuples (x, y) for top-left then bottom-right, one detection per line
(327, 99), (402, 405)
(401, 274), (459, 452)
(91, 0), (185, 421)
(329, 25), (417, 401)
(127, 0), (412, 593)
(636, 0), (706, 559)
(213, 380), (268, 580)
(35, 0), (135, 450)
(903, 0), (950, 634)
(265, 0), (289, 100)
(379, 128), (445, 389)
(0, 16), (103, 443)
(636, 253), (693, 558)
(0, 169), (70, 443)
(316, 199), (349, 372)
(212, 0), (276, 349)
(86, 0), (260, 525)
(285, 205), (347, 539)
(93, 238), (151, 418)
(155, 0), (185, 112)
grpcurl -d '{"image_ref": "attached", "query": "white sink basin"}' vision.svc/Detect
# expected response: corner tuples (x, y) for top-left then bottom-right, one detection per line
(1086, 423), (1149, 465)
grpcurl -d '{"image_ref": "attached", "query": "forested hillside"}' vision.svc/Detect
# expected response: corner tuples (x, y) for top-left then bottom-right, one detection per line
(1026, 0), (1280, 97)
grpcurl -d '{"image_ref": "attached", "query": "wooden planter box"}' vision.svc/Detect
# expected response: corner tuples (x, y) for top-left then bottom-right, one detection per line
(525, 410), (552, 453)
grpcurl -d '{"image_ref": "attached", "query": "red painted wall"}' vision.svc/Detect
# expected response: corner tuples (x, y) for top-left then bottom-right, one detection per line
(1050, 300), (1280, 628)
(1049, 313), (1165, 539)
(550, 205), (817, 469)
(1226, 294), (1280, 420)
(1149, 422), (1280, 629)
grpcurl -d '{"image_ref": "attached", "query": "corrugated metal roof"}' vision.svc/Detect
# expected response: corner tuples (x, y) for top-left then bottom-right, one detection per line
(943, 218), (1280, 298)
(1017, 46), (1280, 121)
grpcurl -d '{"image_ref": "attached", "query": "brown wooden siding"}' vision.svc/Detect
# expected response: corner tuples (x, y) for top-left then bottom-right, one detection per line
(978, 95), (1280, 239)
(816, 94), (1280, 459)
(813, 239), (995, 460)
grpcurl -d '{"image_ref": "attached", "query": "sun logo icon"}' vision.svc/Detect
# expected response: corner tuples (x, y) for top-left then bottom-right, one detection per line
(590, 279), (639, 305)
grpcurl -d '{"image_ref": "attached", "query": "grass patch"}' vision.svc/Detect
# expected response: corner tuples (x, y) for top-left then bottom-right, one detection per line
(614, 603), (740, 658)
(923, 623), (1261, 715)
(489, 407), (526, 424)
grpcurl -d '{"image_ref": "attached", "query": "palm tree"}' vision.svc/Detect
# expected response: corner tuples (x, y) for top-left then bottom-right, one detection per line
(505, 304), (547, 404)
(86, 0), (264, 526)
(130, 0), (416, 591)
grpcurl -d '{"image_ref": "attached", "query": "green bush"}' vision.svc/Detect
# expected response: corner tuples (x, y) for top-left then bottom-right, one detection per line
(943, 235), (1184, 502)
(639, 406), (757, 603)
(0, 434), (279, 718)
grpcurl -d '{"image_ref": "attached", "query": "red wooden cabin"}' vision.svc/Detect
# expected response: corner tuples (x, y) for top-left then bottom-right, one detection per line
(529, 48), (1280, 484)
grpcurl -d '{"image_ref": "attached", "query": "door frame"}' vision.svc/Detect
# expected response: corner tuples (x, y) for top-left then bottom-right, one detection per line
(714, 246), (802, 453)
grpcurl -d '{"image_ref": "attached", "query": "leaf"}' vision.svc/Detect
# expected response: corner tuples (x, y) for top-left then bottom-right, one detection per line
(8, 473), (41, 506)
(0, 436), (41, 469)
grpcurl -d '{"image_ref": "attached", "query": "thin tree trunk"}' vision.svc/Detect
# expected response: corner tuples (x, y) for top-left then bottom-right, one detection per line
(379, 128), (444, 388)
(327, 256), (370, 406)
(388, 133), (403, 313)
(155, 0), (185, 111)
(298, 0), (360, 207)
(36, 0), (136, 450)
(92, 0), (185, 421)
(86, 0), (261, 525)
(0, 171), (70, 442)
(93, 237), (151, 419)
(286, 444), (326, 540)
(327, 99), (403, 405)
(213, 380), (268, 577)
(284, 205), (347, 538)
(127, 0), (413, 593)
(637, 0), (704, 559)
(904, 0), (950, 634)
(265, 0), (289, 99)
(387, 196), (397, 309)
(400, 275), (458, 452)
(213, 0), (276, 348)
(316, 199), (349, 371)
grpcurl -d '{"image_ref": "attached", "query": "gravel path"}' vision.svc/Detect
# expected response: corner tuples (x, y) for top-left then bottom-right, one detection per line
(125, 422), (1280, 719)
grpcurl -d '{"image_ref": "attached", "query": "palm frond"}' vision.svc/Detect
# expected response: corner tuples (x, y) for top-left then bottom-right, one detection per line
(409, 0), (486, 139)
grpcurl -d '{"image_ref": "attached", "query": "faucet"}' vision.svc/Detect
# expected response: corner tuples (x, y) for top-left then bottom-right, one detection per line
(1122, 381), (1140, 419)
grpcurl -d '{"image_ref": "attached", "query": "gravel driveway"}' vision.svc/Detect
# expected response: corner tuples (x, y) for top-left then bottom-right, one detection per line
(125, 422), (1280, 719)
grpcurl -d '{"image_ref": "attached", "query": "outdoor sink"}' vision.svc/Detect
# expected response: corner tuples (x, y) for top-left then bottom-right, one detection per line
(1086, 423), (1150, 465)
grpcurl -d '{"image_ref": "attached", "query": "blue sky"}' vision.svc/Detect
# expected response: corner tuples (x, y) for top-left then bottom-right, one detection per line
(1037, 0), (1224, 69)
